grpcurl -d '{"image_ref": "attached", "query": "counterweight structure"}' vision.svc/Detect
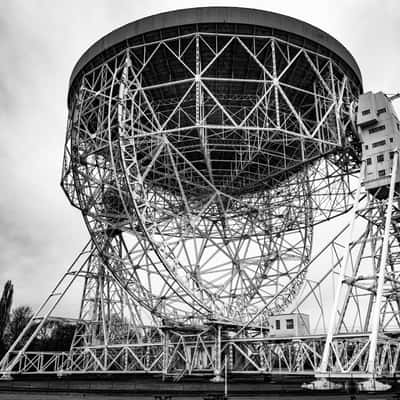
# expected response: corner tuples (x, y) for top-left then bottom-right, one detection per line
(3, 7), (400, 392)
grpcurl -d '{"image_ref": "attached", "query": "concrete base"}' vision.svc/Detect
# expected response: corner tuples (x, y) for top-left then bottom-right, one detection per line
(302, 378), (343, 390)
(357, 379), (391, 392)
(210, 375), (224, 383)
(0, 374), (13, 381)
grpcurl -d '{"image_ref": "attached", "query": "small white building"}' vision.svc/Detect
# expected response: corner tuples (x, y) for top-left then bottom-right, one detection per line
(269, 313), (310, 337)
(356, 91), (400, 197)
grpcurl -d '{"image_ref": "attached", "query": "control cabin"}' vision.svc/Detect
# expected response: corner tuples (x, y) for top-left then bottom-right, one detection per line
(356, 91), (400, 198)
(269, 313), (310, 337)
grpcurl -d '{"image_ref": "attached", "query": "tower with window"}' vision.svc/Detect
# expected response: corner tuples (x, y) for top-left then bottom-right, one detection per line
(357, 92), (400, 198)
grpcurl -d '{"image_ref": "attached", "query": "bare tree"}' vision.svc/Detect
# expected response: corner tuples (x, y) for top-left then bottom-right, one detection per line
(0, 281), (13, 355)
(4, 306), (33, 350)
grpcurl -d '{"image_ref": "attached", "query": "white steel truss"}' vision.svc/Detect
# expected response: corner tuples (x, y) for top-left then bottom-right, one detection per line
(304, 152), (400, 391)
(10, 28), (400, 393)
(61, 32), (359, 324)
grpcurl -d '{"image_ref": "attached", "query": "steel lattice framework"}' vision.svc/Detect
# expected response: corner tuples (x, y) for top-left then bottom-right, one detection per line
(61, 17), (360, 326)
(14, 7), (400, 391)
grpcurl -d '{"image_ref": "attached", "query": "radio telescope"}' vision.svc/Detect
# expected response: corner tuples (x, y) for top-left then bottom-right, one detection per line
(61, 7), (362, 327)
(12, 8), (400, 391)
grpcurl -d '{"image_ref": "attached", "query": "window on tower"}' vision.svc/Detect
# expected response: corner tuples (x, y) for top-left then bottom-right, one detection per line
(286, 319), (294, 329)
(369, 125), (386, 134)
(377, 108), (386, 115)
(372, 140), (386, 148)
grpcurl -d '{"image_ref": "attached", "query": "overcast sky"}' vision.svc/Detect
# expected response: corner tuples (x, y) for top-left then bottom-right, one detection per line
(0, 0), (399, 316)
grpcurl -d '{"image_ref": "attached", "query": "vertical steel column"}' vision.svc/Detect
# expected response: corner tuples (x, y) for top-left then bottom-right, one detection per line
(211, 324), (223, 382)
(367, 150), (399, 373)
(319, 161), (366, 373)
(329, 60), (343, 147)
(162, 329), (169, 377)
(99, 263), (108, 346)
(271, 39), (280, 129)
(195, 34), (201, 127)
